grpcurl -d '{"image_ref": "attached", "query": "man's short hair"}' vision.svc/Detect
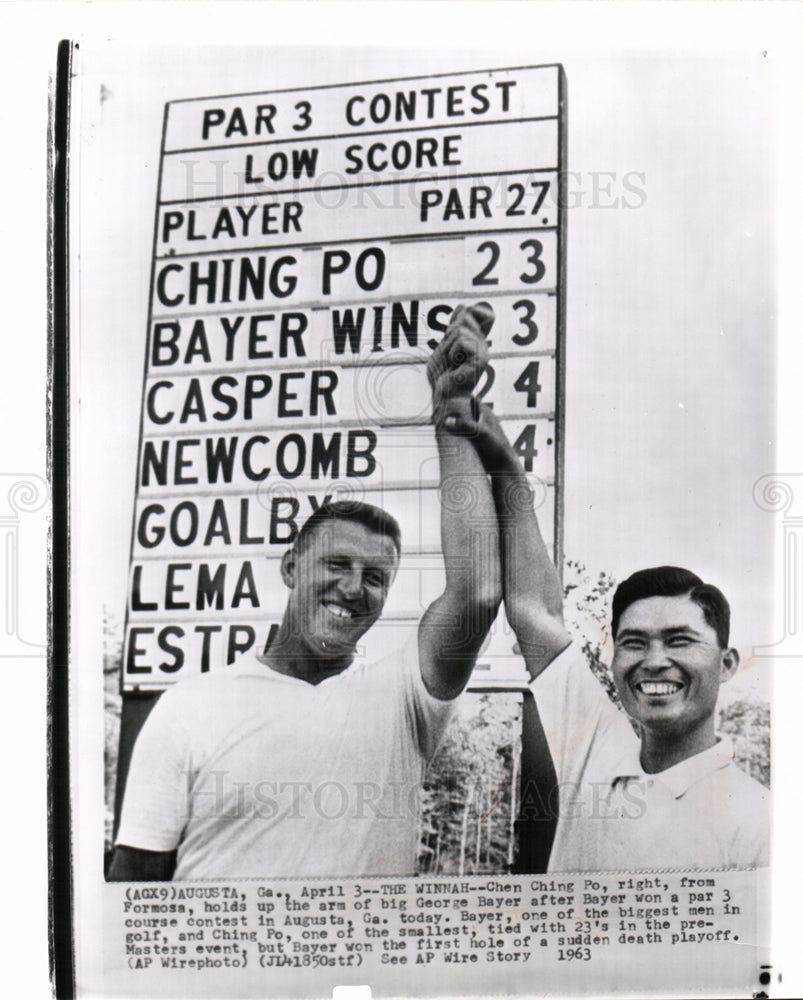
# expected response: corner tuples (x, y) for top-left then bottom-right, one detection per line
(293, 501), (402, 557)
(611, 566), (731, 648)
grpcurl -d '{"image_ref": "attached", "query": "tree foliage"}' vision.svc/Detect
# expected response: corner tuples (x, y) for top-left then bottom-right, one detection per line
(419, 694), (521, 875)
(719, 699), (771, 788)
(103, 608), (124, 854)
(563, 559), (619, 705)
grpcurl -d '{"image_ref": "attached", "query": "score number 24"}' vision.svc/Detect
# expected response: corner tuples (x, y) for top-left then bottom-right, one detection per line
(475, 357), (544, 473)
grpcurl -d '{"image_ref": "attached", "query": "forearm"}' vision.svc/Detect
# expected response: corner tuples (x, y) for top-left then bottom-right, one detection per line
(480, 424), (568, 677)
(419, 306), (503, 699)
(436, 420), (502, 624)
(418, 423), (501, 699)
(493, 455), (563, 616)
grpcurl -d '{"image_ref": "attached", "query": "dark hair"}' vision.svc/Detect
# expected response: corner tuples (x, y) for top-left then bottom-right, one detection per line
(293, 501), (402, 556)
(611, 566), (731, 648)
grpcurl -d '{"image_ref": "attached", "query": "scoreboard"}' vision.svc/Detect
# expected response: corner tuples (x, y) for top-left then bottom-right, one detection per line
(123, 65), (567, 689)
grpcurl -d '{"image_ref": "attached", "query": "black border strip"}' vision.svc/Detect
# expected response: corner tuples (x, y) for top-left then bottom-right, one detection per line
(553, 65), (568, 576)
(48, 38), (76, 1000)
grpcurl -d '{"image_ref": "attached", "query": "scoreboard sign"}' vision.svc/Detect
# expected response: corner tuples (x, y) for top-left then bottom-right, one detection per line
(124, 65), (567, 690)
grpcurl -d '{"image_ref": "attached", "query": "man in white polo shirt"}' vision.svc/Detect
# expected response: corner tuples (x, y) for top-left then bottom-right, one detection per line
(109, 304), (501, 880)
(530, 568), (768, 871)
(441, 396), (769, 872)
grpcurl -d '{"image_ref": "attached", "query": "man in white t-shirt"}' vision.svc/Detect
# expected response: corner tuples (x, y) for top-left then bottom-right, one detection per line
(110, 304), (501, 880)
(441, 396), (769, 872)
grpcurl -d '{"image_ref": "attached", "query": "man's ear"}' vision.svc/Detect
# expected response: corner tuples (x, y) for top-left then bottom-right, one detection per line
(281, 549), (297, 589)
(719, 647), (740, 683)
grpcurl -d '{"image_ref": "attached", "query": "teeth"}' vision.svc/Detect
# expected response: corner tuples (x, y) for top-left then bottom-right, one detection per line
(638, 681), (682, 696)
(325, 603), (353, 620)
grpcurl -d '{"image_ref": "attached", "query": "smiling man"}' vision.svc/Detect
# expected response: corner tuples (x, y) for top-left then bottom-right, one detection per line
(445, 397), (769, 872)
(109, 305), (501, 881)
(267, 505), (403, 686)
(610, 570), (741, 776)
(531, 567), (770, 872)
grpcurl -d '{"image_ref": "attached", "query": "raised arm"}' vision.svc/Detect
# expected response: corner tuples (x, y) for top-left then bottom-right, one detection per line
(451, 402), (570, 679)
(418, 305), (502, 700)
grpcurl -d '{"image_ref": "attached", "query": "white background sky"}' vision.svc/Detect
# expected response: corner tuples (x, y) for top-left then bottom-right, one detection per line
(1, 2), (801, 998)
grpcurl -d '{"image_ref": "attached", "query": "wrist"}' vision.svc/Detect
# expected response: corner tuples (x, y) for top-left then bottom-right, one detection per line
(431, 391), (475, 428)
(431, 381), (472, 411)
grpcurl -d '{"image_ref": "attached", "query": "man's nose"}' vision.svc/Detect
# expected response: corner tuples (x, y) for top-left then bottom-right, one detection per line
(642, 641), (670, 668)
(337, 568), (363, 600)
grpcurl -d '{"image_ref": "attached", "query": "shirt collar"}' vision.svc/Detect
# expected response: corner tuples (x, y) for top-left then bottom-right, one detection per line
(652, 735), (736, 798)
(231, 651), (356, 687)
(231, 656), (304, 683)
(607, 734), (736, 798)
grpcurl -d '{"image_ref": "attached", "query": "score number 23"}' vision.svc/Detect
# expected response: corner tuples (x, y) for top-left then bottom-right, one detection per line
(472, 238), (547, 287)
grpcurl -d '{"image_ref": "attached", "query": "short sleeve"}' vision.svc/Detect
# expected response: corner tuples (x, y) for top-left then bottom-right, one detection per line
(399, 633), (460, 761)
(115, 689), (193, 852)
